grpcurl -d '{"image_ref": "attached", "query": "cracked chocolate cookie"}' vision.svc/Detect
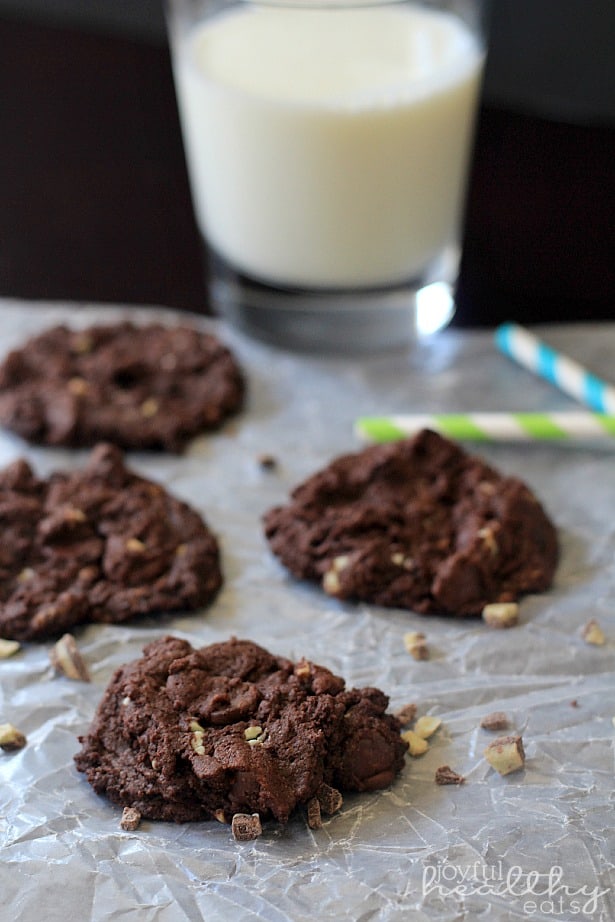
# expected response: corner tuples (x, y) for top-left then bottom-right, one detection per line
(263, 429), (558, 616)
(0, 444), (221, 641)
(0, 322), (244, 451)
(75, 635), (407, 826)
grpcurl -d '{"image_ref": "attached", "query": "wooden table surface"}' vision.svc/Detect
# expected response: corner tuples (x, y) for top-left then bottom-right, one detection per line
(1, 14), (613, 327)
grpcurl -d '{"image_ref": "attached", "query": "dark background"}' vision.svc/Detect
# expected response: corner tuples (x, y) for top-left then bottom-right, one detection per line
(1, 0), (614, 326)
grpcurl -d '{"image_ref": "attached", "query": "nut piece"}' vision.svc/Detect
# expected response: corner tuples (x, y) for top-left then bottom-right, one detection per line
(414, 715), (442, 740)
(70, 332), (93, 354)
(140, 398), (159, 418)
(17, 567), (36, 583)
(581, 619), (606, 646)
(0, 638), (21, 659)
(0, 722), (27, 751)
(322, 555), (350, 596)
(480, 711), (510, 731)
(67, 376), (89, 396)
(294, 660), (311, 680)
(435, 765), (465, 785)
(120, 806), (142, 831)
(403, 631), (429, 660)
(394, 702), (418, 726)
(243, 725), (267, 745)
(306, 797), (323, 830)
(478, 526), (498, 556)
(484, 735), (525, 775)
(126, 537), (146, 554)
(481, 602), (519, 629)
(231, 813), (262, 842)
(317, 783), (343, 815)
(391, 552), (415, 570)
(190, 721), (206, 755)
(49, 633), (91, 682)
(401, 729), (429, 756)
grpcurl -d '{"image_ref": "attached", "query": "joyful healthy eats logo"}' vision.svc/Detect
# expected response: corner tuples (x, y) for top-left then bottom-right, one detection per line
(422, 862), (610, 916)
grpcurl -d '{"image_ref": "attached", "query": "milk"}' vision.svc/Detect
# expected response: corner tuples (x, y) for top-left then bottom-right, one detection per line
(173, 3), (484, 289)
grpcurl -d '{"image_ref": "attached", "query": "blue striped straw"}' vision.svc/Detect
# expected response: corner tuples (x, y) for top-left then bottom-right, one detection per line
(494, 323), (615, 414)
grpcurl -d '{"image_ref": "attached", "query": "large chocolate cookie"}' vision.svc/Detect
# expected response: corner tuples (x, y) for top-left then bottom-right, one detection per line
(75, 636), (407, 825)
(0, 444), (221, 641)
(0, 322), (244, 451)
(264, 429), (558, 616)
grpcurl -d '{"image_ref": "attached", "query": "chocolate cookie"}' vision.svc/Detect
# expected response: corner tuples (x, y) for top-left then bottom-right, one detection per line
(75, 636), (407, 825)
(264, 429), (558, 616)
(0, 444), (221, 641)
(0, 322), (244, 451)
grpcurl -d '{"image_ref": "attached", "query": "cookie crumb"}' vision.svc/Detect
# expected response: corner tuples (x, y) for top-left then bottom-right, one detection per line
(570, 700), (579, 708)
(49, 633), (91, 682)
(484, 735), (525, 775)
(581, 619), (606, 646)
(435, 765), (464, 785)
(231, 813), (262, 842)
(394, 703), (418, 726)
(481, 602), (519, 628)
(307, 797), (323, 830)
(257, 453), (277, 470)
(317, 783), (343, 815)
(120, 806), (142, 831)
(0, 722), (27, 751)
(480, 711), (509, 731)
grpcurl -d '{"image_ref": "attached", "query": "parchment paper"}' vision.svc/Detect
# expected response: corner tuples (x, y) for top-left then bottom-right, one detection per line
(0, 300), (613, 922)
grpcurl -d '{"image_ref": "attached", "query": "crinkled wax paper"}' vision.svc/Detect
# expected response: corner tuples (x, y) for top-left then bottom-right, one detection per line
(0, 300), (613, 922)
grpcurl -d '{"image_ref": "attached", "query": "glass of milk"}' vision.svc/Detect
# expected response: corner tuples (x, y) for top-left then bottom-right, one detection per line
(166, 0), (486, 351)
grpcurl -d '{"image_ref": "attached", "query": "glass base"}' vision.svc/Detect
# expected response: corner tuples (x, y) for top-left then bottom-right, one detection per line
(207, 250), (458, 353)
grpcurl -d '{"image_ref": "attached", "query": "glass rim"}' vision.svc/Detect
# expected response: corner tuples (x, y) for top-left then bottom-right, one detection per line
(167, 0), (483, 13)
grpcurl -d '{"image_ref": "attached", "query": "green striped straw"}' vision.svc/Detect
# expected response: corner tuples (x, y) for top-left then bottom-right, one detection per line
(355, 412), (615, 443)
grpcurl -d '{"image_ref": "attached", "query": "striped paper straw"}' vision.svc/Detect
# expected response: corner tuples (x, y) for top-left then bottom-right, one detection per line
(355, 412), (615, 443)
(495, 322), (615, 414)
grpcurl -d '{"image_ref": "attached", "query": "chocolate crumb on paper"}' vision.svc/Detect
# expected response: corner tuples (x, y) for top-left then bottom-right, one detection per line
(317, 783), (343, 816)
(120, 807), (142, 831)
(307, 798), (323, 830)
(394, 703), (418, 726)
(480, 711), (510, 731)
(232, 813), (262, 842)
(257, 453), (278, 470)
(435, 765), (465, 785)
